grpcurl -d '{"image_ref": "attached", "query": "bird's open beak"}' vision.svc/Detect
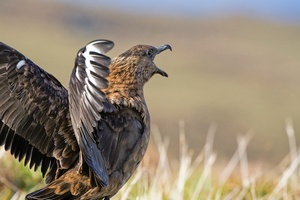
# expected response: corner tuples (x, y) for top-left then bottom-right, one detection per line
(155, 44), (172, 77)
(156, 68), (168, 77)
(157, 44), (172, 54)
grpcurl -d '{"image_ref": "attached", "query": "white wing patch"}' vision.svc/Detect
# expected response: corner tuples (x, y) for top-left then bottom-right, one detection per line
(75, 67), (81, 80)
(83, 41), (102, 71)
(83, 42), (102, 86)
(16, 60), (26, 69)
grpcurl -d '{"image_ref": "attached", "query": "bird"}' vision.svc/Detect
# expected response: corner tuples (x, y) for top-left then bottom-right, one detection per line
(0, 40), (171, 199)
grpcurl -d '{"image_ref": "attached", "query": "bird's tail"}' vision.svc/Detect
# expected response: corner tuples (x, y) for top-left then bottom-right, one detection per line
(26, 169), (91, 200)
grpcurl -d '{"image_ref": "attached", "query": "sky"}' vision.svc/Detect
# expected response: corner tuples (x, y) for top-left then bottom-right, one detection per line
(56, 0), (300, 24)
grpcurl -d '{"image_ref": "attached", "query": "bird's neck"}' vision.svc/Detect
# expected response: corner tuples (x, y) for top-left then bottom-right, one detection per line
(103, 69), (147, 114)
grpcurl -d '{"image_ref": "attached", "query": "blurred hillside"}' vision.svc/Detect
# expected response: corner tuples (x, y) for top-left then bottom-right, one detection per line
(1, 0), (300, 164)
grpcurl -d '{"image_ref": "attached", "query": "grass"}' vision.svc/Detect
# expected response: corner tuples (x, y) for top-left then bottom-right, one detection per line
(115, 120), (300, 199)
(0, 150), (43, 200)
(1, 120), (300, 199)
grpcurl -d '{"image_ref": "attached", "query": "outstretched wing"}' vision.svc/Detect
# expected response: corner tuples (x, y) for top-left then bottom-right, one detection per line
(0, 42), (79, 181)
(69, 40), (114, 187)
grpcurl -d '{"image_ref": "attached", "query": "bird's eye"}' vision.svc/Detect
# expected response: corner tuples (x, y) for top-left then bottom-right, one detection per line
(146, 49), (154, 57)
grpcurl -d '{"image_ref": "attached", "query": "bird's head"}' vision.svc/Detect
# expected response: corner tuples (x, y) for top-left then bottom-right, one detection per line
(112, 44), (172, 85)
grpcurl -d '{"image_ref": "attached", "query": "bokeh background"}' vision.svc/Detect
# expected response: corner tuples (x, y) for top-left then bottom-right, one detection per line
(1, 0), (300, 165)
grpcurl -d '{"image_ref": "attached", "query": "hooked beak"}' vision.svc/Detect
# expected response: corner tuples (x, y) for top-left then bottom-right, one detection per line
(157, 44), (172, 54)
(155, 44), (172, 77)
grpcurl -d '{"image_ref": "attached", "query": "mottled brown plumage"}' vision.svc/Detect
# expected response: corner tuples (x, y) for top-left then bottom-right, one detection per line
(0, 40), (171, 199)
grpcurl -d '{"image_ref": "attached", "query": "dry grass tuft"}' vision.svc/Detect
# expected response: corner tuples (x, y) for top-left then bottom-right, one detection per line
(1, 120), (300, 199)
(115, 120), (300, 199)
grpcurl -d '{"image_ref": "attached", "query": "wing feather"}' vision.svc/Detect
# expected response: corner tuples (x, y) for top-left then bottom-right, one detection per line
(0, 42), (79, 178)
(69, 40), (114, 187)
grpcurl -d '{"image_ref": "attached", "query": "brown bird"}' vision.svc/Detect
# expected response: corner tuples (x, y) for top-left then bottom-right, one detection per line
(0, 40), (171, 199)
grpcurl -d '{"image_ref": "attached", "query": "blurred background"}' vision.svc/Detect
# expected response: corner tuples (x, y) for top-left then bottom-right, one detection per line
(1, 0), (300, 166)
